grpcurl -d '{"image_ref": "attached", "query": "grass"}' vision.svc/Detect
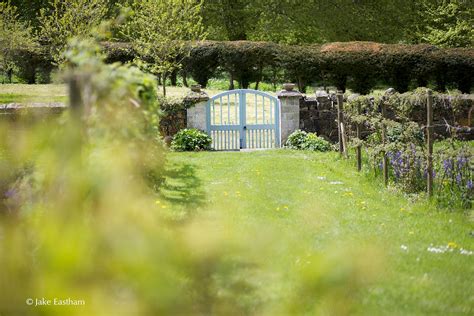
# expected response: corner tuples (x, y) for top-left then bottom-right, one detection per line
(159, 150), (473, 315)
(0, 84), (68, 103)
(0, 84), (227, 104)
(1, 82), (386, 105)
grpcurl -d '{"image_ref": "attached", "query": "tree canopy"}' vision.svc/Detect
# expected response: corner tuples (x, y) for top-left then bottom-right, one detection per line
(1, 0), (472, 47)
(120, 0), (206, 95)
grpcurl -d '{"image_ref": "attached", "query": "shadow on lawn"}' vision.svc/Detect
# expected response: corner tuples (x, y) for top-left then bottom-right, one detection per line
(159, 162), (206, 219)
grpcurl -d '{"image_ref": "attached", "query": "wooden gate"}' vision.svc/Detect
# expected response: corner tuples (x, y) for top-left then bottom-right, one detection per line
(206, 89), (280, 150)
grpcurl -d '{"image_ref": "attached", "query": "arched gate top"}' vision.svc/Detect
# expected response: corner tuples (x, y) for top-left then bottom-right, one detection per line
(208, 89), (278, 102)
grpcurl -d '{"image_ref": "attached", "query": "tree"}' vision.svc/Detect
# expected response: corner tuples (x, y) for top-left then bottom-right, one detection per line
(0, 0), (49, 28)
(37, 0), (108, 66)
(410, 0), (474, 47)
(0, 2), (38, 83)
(200, 0), (420, 45)
(201, 0), (252, 41)
(120, 0), (206, 96)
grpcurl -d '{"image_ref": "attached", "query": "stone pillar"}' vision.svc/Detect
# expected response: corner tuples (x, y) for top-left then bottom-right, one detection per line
(277, 83), (303, 145)
(185, 85), (209, 132)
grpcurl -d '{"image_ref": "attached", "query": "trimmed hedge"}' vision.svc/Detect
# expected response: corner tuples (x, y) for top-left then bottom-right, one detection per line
(9, 40), (473, 93)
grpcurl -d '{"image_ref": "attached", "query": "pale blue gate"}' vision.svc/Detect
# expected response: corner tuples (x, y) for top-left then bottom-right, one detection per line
(206, 89), (280, 150)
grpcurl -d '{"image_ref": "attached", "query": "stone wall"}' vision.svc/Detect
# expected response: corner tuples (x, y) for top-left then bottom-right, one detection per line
(0, 102), (188, 137)
(299, 94), (339, 141)
(0, 103), (66, 118)
(299, 92), (474, 141)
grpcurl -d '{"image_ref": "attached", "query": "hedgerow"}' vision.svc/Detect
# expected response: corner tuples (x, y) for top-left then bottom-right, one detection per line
(7, 41), (473, 93)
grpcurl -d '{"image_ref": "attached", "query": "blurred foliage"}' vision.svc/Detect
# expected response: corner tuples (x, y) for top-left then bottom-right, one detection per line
(0, 36), (383, 315)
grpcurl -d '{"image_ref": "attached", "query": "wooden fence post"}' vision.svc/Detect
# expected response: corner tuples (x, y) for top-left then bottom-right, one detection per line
(356, 102), (362, 171)
(337, 91), (344, 155)
(68, 75), (83, 118)
(427, 89), (434, 197)
(381, 98), (388, 186)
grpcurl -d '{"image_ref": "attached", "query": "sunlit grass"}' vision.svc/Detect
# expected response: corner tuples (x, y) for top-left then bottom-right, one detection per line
(0, 84), (67, 103)
(160, 150), (474, 315)
(0, 84), (226, 104)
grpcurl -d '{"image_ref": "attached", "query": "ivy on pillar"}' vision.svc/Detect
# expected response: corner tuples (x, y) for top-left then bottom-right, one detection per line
(277, 83), (303, 145)
(184, 84), (209, 132)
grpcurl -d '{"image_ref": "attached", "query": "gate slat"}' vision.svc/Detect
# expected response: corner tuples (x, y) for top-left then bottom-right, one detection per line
(227, 95), (230, 123)
(254, 94), (258, 124)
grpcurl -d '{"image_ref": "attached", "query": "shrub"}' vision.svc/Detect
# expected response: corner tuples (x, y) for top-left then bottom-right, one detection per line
(97, 41), (474, 93)
(183, 41), (220, 88)
(277, 44), (321, 92)
(217, 41), (278, 89)
(286, 130), (331, 152)
(171, 128), (212, 151)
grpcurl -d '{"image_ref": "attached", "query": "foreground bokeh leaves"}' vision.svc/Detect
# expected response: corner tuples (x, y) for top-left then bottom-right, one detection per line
(0, 39), (382, 315)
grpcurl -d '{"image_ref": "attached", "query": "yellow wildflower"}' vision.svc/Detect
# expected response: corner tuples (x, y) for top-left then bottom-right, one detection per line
(447, 242), (458, 249)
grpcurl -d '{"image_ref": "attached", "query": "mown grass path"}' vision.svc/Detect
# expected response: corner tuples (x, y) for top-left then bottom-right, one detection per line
(161, 150), (473, 315)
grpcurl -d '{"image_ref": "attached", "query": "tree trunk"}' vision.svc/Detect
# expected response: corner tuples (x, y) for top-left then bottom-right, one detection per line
(182, 70), (188, 87)
(170, 70), (177, 86)
(162, 73), (167, 97)
(255, 65), (263, 90)
(229, 74), (234, 90)
(6, 68), (13, 83)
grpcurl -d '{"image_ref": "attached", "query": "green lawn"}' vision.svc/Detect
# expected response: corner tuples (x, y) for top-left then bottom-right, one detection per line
(0, 84), (67, 103)
(0, 84), (227, 104)
(159, 150), (473, 315)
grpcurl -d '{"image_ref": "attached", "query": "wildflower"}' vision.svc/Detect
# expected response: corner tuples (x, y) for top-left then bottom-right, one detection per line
(409, 231), (414, 235)
(223, 191), (228, 196)
(283, 205), (289, 210)
(161, 205), (167, 209)
(400, 207), (405, 212)
(400, 245), (408, 251)
(447, 242), (458, 249)
(4, 188), (16, 198)
(460, 248), (473, 256)
(155, 200), (161, 204)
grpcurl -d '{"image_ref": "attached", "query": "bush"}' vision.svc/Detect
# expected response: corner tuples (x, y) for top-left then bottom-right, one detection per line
(95, 40), (474, 94)
(171, 128), (212, 151)
(183, 41), (220, 88)
(286, 130), (331, 152)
